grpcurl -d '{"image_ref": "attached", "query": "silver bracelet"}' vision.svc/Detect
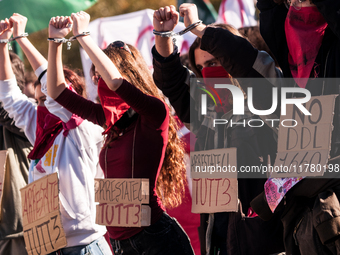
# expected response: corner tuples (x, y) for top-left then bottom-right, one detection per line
(47, 31), (90, 50)
(153, 20), (203, 38)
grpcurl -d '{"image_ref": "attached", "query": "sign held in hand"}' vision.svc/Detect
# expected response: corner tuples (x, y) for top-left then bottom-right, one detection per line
(21, 172), (66, 255)
(272, 95), (337, 177)
(94, 178), (151, 227)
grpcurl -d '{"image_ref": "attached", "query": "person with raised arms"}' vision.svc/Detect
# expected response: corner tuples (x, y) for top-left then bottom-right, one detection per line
(46, 12), (194, 255)
(152, 4), (284, 255)
(0, 13), (112, 255)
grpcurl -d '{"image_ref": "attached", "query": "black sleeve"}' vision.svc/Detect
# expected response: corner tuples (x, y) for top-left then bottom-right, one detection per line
(201, 27), (280, 113)
(257, 0), (291, 76)
(312, 0), (340, 40)
(0, 106), (27, 138)
(256, 0), (278, 12)
(152, 45), (191, 123)
(251, 175), (340, 221)
(200, 27), (261, 78)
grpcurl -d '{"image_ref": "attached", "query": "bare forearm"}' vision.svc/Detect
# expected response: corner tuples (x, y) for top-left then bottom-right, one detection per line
(155, 36), (174, 57)
(190, 24), (207, 38)
(0, 44), (14, 80)
(47, 41), (67, 99)
(16, 37), (47, 72)
(77, 35), (123, 91)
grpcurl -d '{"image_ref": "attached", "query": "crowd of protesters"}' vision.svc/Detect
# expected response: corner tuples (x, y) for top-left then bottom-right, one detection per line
(0, 0), (339, 254)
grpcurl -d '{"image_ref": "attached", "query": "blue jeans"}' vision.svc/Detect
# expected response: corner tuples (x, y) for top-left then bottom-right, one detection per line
(110, 212), (194, 255)
(47, 236), (112, 255)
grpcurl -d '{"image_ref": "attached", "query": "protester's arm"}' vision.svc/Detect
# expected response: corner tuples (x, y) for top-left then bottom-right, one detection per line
(0, 19), (26, 137)
(9, 14), (74, 123)
(0, 106), (27, 138)
(0, 19), (36, 144)
(70, 12), (123, 94)
(0, 80), (36, 145)
(180, 2), (282, 79)
(10, 14), (46, 71)
(0, 19), (14, 81)
(47, 16), (73, 100)
(114, 79), (169, 128)
(69, 11), (168, 127)
(256, 0), (278, 12)
(256, 0), (288, 73)
(179, 3), (264, 78)
(312, 0), (340, 40)
(179, 4), (282, 113)
(152, 46), (193, 124)
(47, 12), (123, 98)
(153, 5), (178, 58)
(46, 16), (105, 125)
(54, 88), (106, 126)
(152, 6), (195, 125)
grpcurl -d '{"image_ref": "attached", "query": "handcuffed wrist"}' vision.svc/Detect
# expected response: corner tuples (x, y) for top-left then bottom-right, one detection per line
(153, 20), (203, 38)
(47, 31), (90, 50)
(0, 33), (29, 50)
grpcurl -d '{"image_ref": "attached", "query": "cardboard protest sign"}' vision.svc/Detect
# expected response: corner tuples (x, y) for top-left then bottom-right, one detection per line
(190, 148), (237, 178)
(94, 178), (149, 204)
(0, 150), (7, 219)
(94, 178), (151, 227)
(191, 178), (238, 213)
(272, 95), (337, 177)
(96, 203), (151, 227)
(21, 172), (66, 255)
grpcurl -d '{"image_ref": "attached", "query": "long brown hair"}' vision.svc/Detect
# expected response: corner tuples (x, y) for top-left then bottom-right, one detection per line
(100, 43), (186, 208)
(63, 66), (87, 98)
(33, 67), (86, 98)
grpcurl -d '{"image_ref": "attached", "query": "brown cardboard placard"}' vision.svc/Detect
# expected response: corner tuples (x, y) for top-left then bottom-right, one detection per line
(0, 150), (8, 220)
(23, 210), (67, 255)
(190, 148), (237, 178)
(94, 178), (149, 204)
(191, 178), (238, 213)
(94, 178), (151, 227)
(272, 95), (337, 177)
(96, 203), (151, 227)
(21, 172), (66, 255)
(272, 150), (329, 178)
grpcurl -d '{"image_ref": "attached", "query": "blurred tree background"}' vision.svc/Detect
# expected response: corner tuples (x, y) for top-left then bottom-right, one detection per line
(25, 0), (221, 72)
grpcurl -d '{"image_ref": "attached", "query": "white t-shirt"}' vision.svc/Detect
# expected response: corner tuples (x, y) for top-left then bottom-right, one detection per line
(0, 69), (107, 247)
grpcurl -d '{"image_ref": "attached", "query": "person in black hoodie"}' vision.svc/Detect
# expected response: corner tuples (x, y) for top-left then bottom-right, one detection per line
(249, 0), (340, 254)
(152, 4), (284, 255)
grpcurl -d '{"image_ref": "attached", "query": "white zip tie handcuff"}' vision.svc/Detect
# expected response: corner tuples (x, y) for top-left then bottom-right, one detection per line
(47, 31), (90, 50)
(0, 33), (29, 50)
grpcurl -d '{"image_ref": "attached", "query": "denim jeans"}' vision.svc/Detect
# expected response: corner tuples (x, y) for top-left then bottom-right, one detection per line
(47, 236), (112, 255)
(110, 212), (194, 255)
